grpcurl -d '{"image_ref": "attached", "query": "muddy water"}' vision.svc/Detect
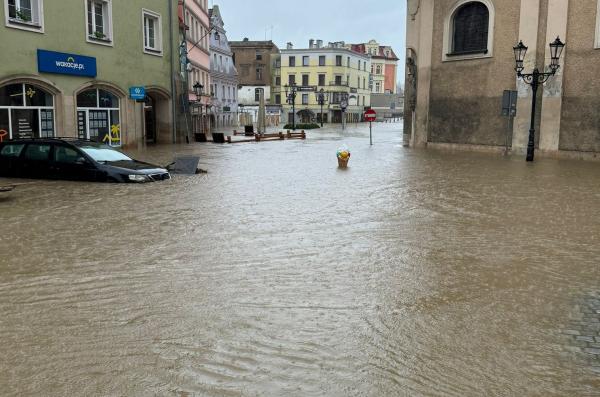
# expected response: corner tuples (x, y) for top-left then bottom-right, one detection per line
(1, 123), (599, 396)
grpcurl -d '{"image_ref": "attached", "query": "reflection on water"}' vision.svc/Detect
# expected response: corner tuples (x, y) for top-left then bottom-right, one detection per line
(1, 123), (599, 396)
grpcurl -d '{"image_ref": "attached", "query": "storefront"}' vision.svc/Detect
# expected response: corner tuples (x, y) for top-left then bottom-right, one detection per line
(76, 88), (121, 146)
(0, 83), (55, 140)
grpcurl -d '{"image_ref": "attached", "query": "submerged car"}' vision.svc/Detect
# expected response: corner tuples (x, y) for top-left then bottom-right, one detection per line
(0, 138), (170, 183)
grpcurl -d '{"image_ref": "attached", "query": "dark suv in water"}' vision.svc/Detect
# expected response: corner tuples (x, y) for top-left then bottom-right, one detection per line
(0, 138), (170, 183)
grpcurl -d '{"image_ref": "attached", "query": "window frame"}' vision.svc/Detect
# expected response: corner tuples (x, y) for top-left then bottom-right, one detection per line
(4, 0), (44, 33)
(289, 56), (296, 67)
(596, 1), (600, 49)
(442, 0), (494, 62)
(85, 0), (113, 47)
(319, 55), (326, 66)
(142, 8), (163, 56)
(302, 55), (309, 67)
(0, 83), (55, 140)
(301, 93), (308, 105)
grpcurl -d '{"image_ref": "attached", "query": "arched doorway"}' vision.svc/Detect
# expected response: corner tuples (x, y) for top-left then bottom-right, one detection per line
(297, 109), (314, 124)
(144, 87), (170, 144)
(0, 83), (55, 140)
(144, 95), (157, 143)
(76, 88), (122, 146)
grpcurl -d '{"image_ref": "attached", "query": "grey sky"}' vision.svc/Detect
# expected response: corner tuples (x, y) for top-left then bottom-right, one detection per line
(212, 0), (406, 86)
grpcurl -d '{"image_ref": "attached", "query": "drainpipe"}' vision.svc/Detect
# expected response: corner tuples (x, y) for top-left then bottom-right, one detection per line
(168, 0), (177, 143)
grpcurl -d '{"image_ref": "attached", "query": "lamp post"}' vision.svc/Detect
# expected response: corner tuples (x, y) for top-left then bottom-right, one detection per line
(514, 36), (565, 162)
(340, 92), (348, 131)
(193, 82), (204, 135)
(284, 83), (298, 130)
(316, 88), (327, 127)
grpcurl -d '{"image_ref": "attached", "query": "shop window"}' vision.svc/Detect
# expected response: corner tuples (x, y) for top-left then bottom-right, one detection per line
(143, 9), (162, 55)
(0, 83), (55, 139)
(76, 88), (121, 146)
(85, 0), (112, 45)
(5, 0), (44, 32)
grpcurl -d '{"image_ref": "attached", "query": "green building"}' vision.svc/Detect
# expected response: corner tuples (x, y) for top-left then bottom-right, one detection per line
(0, 0), (182, 147)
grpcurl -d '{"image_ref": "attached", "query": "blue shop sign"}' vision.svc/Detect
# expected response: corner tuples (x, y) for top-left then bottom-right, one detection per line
(129, 87), (146, 100)
(37, 49), (97, 77)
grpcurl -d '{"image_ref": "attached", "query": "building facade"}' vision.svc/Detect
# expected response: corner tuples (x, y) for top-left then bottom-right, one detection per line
(208, 5), (238, 128)
(350, 40), (399, 94)
(280, 40), (371, 125)
(0, 0), (179, 147)
(181, 0), (211, 137)
(230, 39), (281, 127)
(405, 0), (600, 158)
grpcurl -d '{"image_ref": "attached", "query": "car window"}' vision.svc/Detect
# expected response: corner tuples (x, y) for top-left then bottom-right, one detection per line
(80, 146), (132, 162)
(23, 144), (51, 161)
(54, 146), (82, 164)
(0, 144), (25, 158)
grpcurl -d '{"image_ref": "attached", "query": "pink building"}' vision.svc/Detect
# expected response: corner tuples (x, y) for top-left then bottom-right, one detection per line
(180, 0), (212, 134)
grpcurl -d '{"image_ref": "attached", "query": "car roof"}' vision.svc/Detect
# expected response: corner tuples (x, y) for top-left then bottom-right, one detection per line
(1, 138), (107, 147)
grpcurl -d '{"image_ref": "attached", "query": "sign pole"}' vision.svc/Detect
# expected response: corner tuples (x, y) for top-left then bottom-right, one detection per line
(369, 121), (372, 146)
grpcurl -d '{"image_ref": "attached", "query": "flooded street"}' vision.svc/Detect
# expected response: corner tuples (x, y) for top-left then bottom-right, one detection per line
(1, 122), (599, 396)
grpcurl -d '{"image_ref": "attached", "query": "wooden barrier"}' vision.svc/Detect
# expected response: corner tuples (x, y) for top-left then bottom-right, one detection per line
(226, 130), (306, 144)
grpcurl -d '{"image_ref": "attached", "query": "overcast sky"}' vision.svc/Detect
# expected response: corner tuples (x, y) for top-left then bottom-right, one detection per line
(212, 0), (406, 87)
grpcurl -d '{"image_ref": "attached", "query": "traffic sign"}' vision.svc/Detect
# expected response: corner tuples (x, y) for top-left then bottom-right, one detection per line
(364, 109), (377, 122)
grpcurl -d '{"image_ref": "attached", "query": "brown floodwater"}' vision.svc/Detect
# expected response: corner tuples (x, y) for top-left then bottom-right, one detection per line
(1, 122), (599, 396)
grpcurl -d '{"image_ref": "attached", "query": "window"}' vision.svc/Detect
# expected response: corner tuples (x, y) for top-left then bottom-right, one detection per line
(347, 57), (350, 67)
(0, 144), (24, 157)
(358, 60), (361, 70)
(0, 83), (54, 139)
(54, 146), (82, 164)
(596, 1), (600, 48)
(363, 78), (366, 89)
(23, 143), (50, 161)
(335, 75), (342, 85)
(76, 88), (120, 146)
(336, 55), (342, 66)
(255, 88), (261, 102)
(318, 74), (325, 86)
(302, 74), (309, 86)
(275, 94), (281, 105)
(302, 94), (308, 105)
(376, 65), (382, 74)
(302, 56), (309, 66)
(256, 50), (262, 60)
(86, 0), (112, 45)
(5, 0), (44, 31)
(275, 76), (281, 86)
(452, 2), (489, 54)
(371, 64), (374, 73)
(256, 68), (262, 80)
(289, 56), (296, 67)
(275, 58), (281, 68)
(319, 55), (326, 66)
(375, 82), (381, 93)
(288, 74), (295, 85)
(443, 0), (494, 60)
(143, 9), (162, 55)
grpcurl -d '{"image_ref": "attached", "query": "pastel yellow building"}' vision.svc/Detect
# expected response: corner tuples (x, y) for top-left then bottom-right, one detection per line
(279, 40), (371, 124)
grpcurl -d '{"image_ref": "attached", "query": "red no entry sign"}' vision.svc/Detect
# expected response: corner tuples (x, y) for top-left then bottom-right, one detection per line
(364, 109), (377, 122)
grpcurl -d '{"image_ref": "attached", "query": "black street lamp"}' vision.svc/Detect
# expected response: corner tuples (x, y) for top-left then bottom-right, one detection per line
(514, 36), (565, 162)
(340, 92), (348, 131)
(284, 83), (298, 130)
(193, 82), (204, 135)
(315, 88), (327, 127)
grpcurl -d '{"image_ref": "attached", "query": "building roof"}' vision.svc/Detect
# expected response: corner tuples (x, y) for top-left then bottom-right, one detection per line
(350, 43), (399, 61)
(229, 39), (279, 51)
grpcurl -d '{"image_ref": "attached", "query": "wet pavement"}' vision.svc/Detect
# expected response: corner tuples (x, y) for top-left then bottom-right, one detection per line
(1, 122), (600, 396)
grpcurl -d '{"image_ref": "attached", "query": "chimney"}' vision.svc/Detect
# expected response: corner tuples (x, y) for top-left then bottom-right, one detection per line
(287, 42), (293, 50)
(317, 40), (323, 48)
(309, 39), (315, 48)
